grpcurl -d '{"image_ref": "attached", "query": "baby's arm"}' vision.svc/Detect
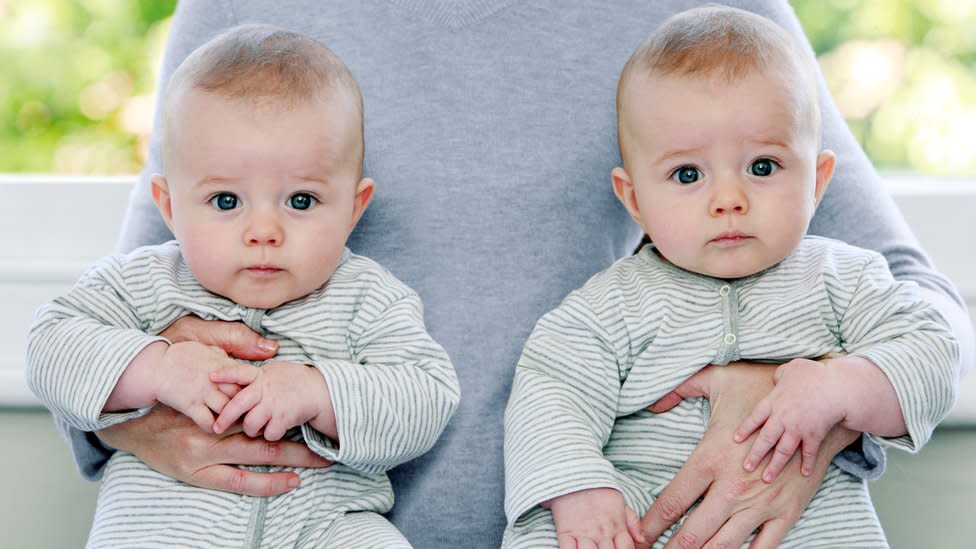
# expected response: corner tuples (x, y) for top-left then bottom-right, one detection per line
(26, 256), (168, 431)
(547, 488), (644, 549)
(734, 355), (906, 481)
(211, 360), (336, 441)
(735, 251), (959, 482)
(265, 284), (459, 475)
(504, 291), (629, 536)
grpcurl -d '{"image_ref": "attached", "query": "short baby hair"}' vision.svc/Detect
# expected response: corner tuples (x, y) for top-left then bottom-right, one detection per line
(162, 24), (364, 171)
(616, 6), (821, 163)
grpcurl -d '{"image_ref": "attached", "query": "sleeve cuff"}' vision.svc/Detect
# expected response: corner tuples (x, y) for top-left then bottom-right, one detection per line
(832, 434), (886, 480)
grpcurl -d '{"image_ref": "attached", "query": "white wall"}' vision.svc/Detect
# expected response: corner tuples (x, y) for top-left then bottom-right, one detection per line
(1, 175), (975, 420)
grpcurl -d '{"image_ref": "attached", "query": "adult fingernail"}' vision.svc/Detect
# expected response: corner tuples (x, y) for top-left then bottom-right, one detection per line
(258, 338), (277, 352)
(287, 476), (300, 488)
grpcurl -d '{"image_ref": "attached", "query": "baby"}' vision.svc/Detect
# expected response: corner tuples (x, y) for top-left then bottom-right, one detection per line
(28, 25), (459, 548)
(503, 7), (958, 548)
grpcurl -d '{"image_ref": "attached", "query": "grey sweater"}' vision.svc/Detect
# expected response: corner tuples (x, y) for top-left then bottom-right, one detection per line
(61, 1), (973, 546)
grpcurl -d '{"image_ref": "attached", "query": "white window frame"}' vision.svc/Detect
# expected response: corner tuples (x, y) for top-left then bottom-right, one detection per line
(2, 175), (975, 423)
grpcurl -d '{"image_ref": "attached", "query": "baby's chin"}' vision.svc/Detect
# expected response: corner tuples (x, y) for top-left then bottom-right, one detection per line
(212, 288), (302, 310)
(236, 297), (289, 309)
(201, 276), (331, 310)
(697, 259), (782, 280)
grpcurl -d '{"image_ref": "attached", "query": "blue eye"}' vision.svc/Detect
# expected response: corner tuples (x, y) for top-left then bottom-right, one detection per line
(287, 193), (317, 210)
(748, 158), (780, 177)
(670, 166), (703, 185)
(210, 193), (239, 210)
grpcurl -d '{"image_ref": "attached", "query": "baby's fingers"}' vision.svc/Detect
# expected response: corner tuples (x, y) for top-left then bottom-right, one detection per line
(263, 414), (290, 442)
(210, 363), (260, 385)
(213, 386), (261, 434)
(185, 404), (216, 433)
(205, 388), (230, 415)
(556, 533), (578, 549)
(626, 507), (645, 545)
(614, 530), (636, 549)
(217, 383), (242, 398)
(761, 430), (801, 483)
(734, 399), (771, 444)
(242, 404), (273, 438)
(800, 437), (822, 476)
(742, 419), (783, 473)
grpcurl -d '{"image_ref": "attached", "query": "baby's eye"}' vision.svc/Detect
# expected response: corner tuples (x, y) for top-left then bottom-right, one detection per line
(210, 193), (240, 211)
(670, 166), (703, 185)
(748, 158), (780, 177)
(287, 193), (317, 211)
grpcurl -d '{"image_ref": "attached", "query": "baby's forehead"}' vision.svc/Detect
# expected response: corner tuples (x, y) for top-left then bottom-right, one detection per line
(626, 63), (820, 136)
(164, 84), (360, 142)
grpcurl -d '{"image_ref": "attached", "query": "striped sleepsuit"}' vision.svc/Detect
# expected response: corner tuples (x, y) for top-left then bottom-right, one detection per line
(503, 236), (959, 548)
(27, 242), (460, 548)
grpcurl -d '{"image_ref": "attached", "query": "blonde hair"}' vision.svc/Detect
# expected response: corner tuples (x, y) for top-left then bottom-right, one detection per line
(616, 6), (820, 164)
(162, 24), (364, 171)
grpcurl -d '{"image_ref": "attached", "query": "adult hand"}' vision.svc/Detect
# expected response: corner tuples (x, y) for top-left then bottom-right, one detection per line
(94, 315), (332, 496)
(157, 315), (280, 360)
(638, 364), (860, 549)
(97, 405), (332, 496)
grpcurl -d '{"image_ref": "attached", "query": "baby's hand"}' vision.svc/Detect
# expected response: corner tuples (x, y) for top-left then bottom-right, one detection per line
(733, 358), (847, 482)
(211, 361), (327, 441)
(548, 487), (644, 549)
(154, 341), (239, 432)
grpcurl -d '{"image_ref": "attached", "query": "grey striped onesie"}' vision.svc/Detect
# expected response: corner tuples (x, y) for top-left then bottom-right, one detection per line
(27, 242), (460, 548)
(503, 236), (959, 548)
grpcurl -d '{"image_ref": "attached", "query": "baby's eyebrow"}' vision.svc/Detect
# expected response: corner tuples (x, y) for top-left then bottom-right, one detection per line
(654, 145), (705, 165)
(195, 176), (239, 187)
(751, 137), (791, 149)
(292, 175), (330, 185)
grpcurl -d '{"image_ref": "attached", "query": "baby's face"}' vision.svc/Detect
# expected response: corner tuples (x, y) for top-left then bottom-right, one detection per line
(155, 88), (371, 308)
(617, 68), (833, 279)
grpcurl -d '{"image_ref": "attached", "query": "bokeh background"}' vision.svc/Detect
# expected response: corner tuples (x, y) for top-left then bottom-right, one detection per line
(1, 0), (975, 176)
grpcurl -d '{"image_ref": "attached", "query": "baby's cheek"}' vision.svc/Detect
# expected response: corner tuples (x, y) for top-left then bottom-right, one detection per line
(181, 243), (232, 294)
(644, 220), (686, 258)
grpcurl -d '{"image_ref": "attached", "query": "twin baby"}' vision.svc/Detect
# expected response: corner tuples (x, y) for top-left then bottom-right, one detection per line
(28, 7), (958, 548)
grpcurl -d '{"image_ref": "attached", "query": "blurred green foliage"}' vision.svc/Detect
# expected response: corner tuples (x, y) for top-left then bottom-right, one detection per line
(0, 0), (176, 173)
(793, 0), (976, 176)
(1, 0), (974, 176)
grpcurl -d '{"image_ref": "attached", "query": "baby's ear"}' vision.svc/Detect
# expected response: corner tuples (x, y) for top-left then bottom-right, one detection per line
(350, 177), (375, 226)
(611, 167), (644, 229)
(150, 175), (176, 232)
(813, 150), (836, 206)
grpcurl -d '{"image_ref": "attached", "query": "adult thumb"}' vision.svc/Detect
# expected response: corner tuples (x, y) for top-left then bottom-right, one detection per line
(648, 366), (714, 413)
(204, 320), (278, 360)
